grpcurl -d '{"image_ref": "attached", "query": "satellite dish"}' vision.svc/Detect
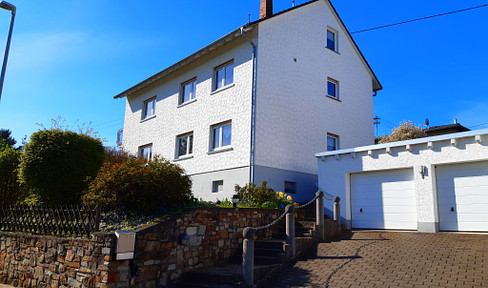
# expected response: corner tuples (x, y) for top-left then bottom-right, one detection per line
(425, 118), (430, 127)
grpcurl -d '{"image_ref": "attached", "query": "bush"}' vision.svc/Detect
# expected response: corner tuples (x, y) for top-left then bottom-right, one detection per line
(0, 146), (22, 204)
(83, 154), (193, 214)
(19, 129), (105, 204)
(235, 181), (277, 205)
(378, 120), (427, 144)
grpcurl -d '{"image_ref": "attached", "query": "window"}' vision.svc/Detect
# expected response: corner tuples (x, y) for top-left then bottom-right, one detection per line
(327, 78), (339, 99)
(284, 181), (297, 194)
(139, 144), (153, 160)
(211, 122), (232, 150)
(327, 29), (337, 52)
(176, 133), (193, 158)
(180, 78), (196, 105)
(327, 133), (339, 151)
(212, 180), (224, 193)
(142, 97), (156, 120)
(214, 61), (234, 90)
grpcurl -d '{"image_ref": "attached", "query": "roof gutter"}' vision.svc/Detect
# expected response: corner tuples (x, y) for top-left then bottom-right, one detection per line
(114, 26), (254, 99)
(240, 26), (258, 184)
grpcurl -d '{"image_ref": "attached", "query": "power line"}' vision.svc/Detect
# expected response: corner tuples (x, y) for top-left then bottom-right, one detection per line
(469, 122), (488, 129)
(351, 4), (488, 34)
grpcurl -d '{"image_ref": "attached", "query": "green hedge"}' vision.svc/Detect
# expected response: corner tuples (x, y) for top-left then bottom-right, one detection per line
(19, 129), (105, 204)
(0, 146), (22, 204)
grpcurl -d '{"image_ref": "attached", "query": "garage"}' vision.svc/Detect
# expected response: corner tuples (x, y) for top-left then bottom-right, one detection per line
(351, 169), (417, 230)
(436, 161), (488, 232)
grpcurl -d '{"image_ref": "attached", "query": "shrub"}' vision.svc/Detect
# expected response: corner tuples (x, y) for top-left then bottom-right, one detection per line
(378, 120), (427, 144)
(0, 146), (22, 204)
(235, 181), (276, 205)
(83, 155), (193, 214)
(19, 129), (105, 204)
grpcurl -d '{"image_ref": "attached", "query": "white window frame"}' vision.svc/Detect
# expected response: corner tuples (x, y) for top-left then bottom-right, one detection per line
(327, 78), (339, 99)
(139, 144), (153, 161)
(212, 180), (224, 193)
(210, 121), (232, 151)
(214, 60), (234, 91)
(142, 96), (156, 120)
(176, 132), (193, 159)
(179, 78), (197, 105)
(326, 27), (338, 52)
(327, 133), (339, 151)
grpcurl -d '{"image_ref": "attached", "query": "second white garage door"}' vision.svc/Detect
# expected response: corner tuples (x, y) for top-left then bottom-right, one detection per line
(351, 169), (417, 230)
(436, 161), (488, 232)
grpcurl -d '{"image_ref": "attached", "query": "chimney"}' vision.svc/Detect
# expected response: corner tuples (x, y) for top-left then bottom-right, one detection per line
(260, 0), (273, 19)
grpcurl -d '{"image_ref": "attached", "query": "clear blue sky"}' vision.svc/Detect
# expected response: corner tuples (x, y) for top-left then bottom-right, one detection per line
(0, 0), (487, 147)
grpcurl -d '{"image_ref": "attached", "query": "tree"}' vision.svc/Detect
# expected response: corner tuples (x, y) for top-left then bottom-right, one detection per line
(0, 146), (22, 204)
(19, 129), (105, 204)
(378, 120), (427, 144)
(83, 152), (193, 214)
(0, 129), (16, 148)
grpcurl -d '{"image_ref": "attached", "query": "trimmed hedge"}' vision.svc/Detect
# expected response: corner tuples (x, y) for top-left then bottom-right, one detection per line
(0, 146), (22, 204)
(19, 129), (105, 204)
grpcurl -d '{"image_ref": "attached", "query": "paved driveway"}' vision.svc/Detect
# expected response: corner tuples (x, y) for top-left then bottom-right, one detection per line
(259, 231), (488, 287)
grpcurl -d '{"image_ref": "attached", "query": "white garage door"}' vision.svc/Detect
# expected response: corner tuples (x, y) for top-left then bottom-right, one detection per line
(351, 169), (417, 230)
(436, 161), (488, 232)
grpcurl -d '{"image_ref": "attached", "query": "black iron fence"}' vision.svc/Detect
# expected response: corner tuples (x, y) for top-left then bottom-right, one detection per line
(0, 204), (100, 238)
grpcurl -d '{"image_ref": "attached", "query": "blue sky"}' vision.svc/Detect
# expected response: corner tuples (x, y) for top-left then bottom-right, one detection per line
(0, 0), (487, 147)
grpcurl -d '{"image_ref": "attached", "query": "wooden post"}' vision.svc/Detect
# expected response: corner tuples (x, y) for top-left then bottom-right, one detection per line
(316, 191), (325, 241)
(242, 227), (255, 286)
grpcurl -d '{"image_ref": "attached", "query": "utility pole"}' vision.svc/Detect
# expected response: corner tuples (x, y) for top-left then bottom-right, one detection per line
(373, 116), (380, 137)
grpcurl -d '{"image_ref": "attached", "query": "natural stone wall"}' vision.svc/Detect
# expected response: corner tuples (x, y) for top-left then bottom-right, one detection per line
(0, 231), (116, 288)
(0, 207), (309, 288)
(123, 208), (293, 288)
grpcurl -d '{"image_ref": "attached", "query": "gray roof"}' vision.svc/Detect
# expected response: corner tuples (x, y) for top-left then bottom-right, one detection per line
(114, 0), (382, 99)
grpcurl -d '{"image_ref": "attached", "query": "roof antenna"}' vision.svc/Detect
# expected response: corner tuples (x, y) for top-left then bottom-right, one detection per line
(292, 1), (295, 7)
(248, 13), (251, 23)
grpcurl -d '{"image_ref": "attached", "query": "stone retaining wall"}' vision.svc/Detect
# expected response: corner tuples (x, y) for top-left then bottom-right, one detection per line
(0, 208), (298, 288)
(0, 231), (116, 288)
(125, 208), (293, 288)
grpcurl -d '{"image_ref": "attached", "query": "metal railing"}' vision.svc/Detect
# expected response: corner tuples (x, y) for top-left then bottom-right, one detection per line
(242, 190), (341, 286)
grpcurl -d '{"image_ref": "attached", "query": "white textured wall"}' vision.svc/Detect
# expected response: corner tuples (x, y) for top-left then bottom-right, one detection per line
(316, 130), (488, 232)
(255, 0), (375, 175)
(122, 35), (256, 199)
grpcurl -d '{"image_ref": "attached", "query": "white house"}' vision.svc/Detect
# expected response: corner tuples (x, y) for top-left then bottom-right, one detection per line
(115, 0), (382, 202)
(316, 129), (488, 233)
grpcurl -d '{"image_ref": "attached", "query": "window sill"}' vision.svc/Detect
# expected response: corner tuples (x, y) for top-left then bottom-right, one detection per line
(326, 95), (341, 102)
(207, 146), (233, 155)
(140, 115), (156, 123)
(173, 155), (194, 162)
(325, 48), (340, 55)
(177, 98), (197, 108)
(211, 83), (235, 95)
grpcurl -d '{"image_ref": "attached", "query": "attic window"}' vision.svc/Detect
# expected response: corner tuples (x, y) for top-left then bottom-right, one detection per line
(327, 28), (338, 52)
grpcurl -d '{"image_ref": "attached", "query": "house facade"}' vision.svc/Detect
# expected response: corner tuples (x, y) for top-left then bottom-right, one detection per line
(316, 129), (488, 233)
(115, 0), (381, 202)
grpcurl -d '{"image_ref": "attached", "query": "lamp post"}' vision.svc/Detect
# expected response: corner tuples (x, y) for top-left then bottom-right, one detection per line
(0, 1), (15, 103)
(232, 194), (239, 208)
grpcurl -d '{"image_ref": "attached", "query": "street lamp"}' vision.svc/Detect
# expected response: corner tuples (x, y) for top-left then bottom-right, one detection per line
(0, 1), (15, 103)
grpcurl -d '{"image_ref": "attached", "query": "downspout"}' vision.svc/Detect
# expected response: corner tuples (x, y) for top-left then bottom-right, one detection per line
(240, 26), (257, 183)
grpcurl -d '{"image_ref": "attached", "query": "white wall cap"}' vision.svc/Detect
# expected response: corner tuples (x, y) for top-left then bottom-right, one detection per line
(315, 128), (488, 158)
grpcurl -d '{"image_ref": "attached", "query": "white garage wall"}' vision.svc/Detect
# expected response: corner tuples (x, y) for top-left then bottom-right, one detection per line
(315, 129), (488, 233)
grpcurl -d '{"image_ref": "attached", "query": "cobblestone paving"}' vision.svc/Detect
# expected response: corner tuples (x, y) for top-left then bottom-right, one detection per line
(259, 231), (488, 288)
